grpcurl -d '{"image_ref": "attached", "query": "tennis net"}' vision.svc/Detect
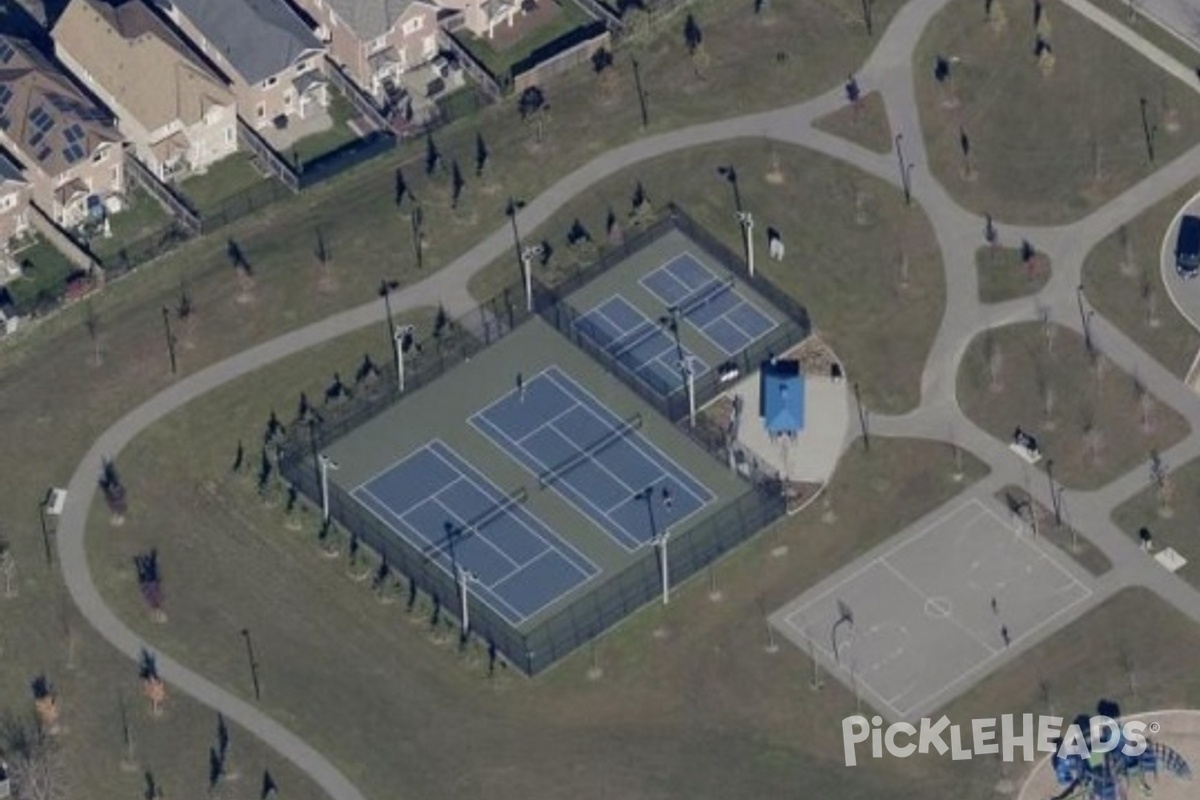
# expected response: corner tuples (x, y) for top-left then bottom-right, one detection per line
(538, 414), (643, 490)
(609, 321), (666, 362)
(425, 486), (529, 559)
(677, 277), (735, 318)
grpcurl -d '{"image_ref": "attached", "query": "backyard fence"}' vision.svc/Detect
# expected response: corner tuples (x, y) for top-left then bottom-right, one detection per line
(122, 145), (202, 234)
(237, 119), (301, 192)
(297, 130), (397, 191)
(197, 178), (296, 235)
(511, 23), (610, 93)
(535, 204), (811, 424)
(323, 56), (392, 130)
(441, 31), (504, 100)
(277, 205), (801, 675)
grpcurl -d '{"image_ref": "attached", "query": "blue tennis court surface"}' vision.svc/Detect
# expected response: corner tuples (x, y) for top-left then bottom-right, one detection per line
(574, 295), (707, 392)
(352, 440), (599, 625)
(640, 253), (777, 356)
(470, 366), (715, 552)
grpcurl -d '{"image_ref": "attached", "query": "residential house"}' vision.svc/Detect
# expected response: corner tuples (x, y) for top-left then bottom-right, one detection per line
(153, 0), (328, 129)
(292, 0), (441, 102)
(0, 34), (124, 232)
(0, 150), (32, 254)
(52, 0), (239, 182)
(439, 0), (519, 39)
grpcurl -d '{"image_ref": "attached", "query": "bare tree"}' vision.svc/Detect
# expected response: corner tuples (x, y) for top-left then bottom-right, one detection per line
(1150, 449), (1173, 516)
(99, 459), (127, 524)
(1038, 306), (1056, 355)
(1140, 269), (1160, 328)
(1036, 363), (1056, 430)
(1118, 225), (1136, 276)
(2, 713), (67, 800)
(1133, 374), (1155, 432)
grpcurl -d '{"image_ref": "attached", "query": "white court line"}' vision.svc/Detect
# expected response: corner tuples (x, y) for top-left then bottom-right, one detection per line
(409, 485), (523, 574)
(426, 439), (600, 578)
(780, 498), (1093, 718)
(516, 403), (581, 443)
(488, 549), (599, 621)
(543, 367), (714, 512)
(351, 480), (526, 624)
(580, 294), (661, 352)
(427, 441), (604, 585)
(878, 560), (1001, 656)
(469, 403), (642, 552)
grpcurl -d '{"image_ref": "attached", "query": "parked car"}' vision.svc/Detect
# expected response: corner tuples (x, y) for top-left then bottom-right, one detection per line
(1175, 214), (1200, 278)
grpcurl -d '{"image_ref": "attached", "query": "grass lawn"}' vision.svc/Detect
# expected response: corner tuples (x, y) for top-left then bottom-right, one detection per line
(975, 244), (1052, 303)
(291, 92), (362, 167)
(1088, 0), (1200, 68)
(0, 2), (911, 790)
(994, 485), (1113, 576)
(957, 321), (1189, 489)
(943, 587), (1200, 763)
(177, 153), (274, 216)
(456, 0), (593, 78)
(4, 238), (80, 315)
(86, 311), (995, 800)
(914, 0), (1200, 224)
(811, 91), (894, 154)
(1081, 177), (1200, 379)
(86, 188), (176, 263)
(469, 141), (945, 415)
(1113, 454), (1200, 590)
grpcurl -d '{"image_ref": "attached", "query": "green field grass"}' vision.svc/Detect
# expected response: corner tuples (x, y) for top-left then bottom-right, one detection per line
(469, 141), (945, 415)
(957, 321), (1190, 489)
(915, 0), (1200, 224)
(1081, 177), (1200, 379)
(1113, 453), (1200, 590)
(975, 245), (1052, 303)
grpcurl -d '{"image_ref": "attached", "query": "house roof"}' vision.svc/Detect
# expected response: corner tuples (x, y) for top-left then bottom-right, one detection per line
(158, 0), (323, 85)
(0, 34), (120, 178)
(319, 0), (428, 41)
(52, 0), (235, 134)
(759, 359), (804, 436)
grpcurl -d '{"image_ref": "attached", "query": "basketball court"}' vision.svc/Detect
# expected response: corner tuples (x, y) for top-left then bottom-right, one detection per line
(772, 499), (1093, 722)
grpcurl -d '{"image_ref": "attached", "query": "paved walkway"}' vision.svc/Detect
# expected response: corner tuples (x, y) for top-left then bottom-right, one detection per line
(46, 0), (1200, 798)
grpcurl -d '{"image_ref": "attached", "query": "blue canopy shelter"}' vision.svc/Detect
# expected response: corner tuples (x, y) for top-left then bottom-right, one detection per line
(760, 358), (804, 437)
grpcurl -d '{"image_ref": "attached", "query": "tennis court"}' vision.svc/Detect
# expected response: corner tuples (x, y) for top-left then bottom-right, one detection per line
(574, 295), (707, 391)
(352, 439), (600, 625)
(471, 366), (715, 551)
(640, 253), (777, 356)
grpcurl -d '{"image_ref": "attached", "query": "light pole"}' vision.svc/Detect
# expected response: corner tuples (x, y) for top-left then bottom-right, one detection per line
(393, 324), (414, 392)
(318, 454), (339, 523)
(1076, 285), (1094, 353)
(630, 56), (649, 128)
(895, 133), (912, 205)
(240, 628), (261, 701)
(1046, 459), (1062, 526)
(457, 566), (479, 640)
(735, 211), (755, 278)
(521, 245), (543, 313)
(653, 529), (672, 605)
(161, 306), (176, 375)
(37, 492), (52, 567)
(680, 355), (697, 428)
(380, 279), (395, 341)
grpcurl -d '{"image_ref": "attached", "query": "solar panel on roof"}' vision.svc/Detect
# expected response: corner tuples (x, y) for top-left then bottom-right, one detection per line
(0, 40), (14, 65)
(64, 124), (84, 144)
(36, 146), (51, 162)
(28, 130), (44, 148)
(63, 143), (86, 163)
(0, 86), (11, 108)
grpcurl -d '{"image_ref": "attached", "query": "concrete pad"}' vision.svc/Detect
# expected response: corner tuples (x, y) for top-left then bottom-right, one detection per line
(1157, 546), (1189, 572)
(731, 371), (849, 483)
(772, 499), (1093, 722)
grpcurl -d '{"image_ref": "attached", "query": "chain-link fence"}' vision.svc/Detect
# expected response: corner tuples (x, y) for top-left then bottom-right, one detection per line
(278, 207), (800, 674)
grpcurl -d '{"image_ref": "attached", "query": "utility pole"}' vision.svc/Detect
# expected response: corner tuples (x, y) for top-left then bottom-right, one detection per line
(1076, 285), (1094, 354)
(37, 492), (53, 567)
(161, 306), (177, 375)
(680, 355), (697, 427)
(631, 56), (649, 128)
(1046, 459), (1062, 526)
(457, 566), (478, 640)
(240, 628), (261, 701)
(853, 382), (869, 452)
(894, 133), (912, 205)
(1139, 97), (1157, 163)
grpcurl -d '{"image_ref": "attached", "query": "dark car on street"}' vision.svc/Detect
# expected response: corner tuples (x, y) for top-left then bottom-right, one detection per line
(1176, 214), (1200, 278)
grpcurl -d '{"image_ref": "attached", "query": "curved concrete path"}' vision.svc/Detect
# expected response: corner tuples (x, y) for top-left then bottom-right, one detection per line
(49, 0), (1200, 797)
